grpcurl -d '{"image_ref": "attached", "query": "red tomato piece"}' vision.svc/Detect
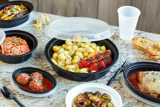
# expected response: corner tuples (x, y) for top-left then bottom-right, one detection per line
(78, 59), (90, 68)
(31, 72), (43, 82)
(89, 62), (99, 72)
(16, 73), (30, 85)
(29, 80), (43, 91)
(95, 53), (103, 60)
(98, 60), (107, 70)
(103, 50), (112, 57)
(104, 57), (112, 66)
(89, 56), (96, 62)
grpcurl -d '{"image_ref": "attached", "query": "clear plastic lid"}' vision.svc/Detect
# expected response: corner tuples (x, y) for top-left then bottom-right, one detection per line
(45, 17), (114, 42)
(0, 30), (5, 44)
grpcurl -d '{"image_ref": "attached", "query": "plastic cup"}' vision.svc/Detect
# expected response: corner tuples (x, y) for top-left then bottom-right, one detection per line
(117, 6), (141, 40)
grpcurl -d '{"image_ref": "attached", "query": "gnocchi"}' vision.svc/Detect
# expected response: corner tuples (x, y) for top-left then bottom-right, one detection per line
(51, 35), (107, 73)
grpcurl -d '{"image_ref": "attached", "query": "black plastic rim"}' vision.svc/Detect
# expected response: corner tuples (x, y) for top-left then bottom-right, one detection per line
(12, 67), (57, 94)
(45, 38), (119, 81)
(0, 30), (38, 63)
(123, 62), (160, 103)
(0, 1), (33, 28)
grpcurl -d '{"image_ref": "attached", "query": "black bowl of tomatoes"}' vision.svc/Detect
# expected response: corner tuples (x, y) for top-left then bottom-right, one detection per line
(45, 38), (119, 81)
(12, 67), (57, 94)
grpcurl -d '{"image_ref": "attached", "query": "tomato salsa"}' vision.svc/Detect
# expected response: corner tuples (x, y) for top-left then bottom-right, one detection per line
(16, 72), (53, 91)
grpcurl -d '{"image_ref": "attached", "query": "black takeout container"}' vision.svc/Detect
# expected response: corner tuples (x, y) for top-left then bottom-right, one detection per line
(123, 62), (160, 103)
(45, 38), (119, 81)
(0, 30), (38, 64)
(12, 67), (57, 94)
(0, 1), (33, 28)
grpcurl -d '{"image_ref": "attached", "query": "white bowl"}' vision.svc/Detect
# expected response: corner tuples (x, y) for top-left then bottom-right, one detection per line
(65, 83), (122, 107)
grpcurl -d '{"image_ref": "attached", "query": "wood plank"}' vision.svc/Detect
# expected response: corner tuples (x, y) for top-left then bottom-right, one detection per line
(0, 0), (8, 4)
(131, 0), (160, 33)
(38, 0), (67, 16)
(9, 0), (38, 11)
(67, 0), (99, 18)
(98, 0), (131, 26)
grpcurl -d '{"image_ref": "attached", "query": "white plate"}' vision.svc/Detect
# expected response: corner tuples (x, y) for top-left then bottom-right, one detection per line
(0, 12), (33, 31)
(65, 83), (122, 107)
(121, 74), (160, 107)
(10, 77), (56, 97)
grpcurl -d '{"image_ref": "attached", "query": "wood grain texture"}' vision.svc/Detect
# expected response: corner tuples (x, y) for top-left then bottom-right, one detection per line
(38, 0), (67, 16)
(8, 0), (160, 33)
(131, 0), (160, 33)
(98, 0), (131, 26)
(67, 0), (99, 18)
(0, 0), (8, 4)
(9, 0), (38, 11)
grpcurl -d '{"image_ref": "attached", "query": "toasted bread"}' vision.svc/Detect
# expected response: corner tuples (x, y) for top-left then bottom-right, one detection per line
(132, 37), (156, 52)
(33, 23), (43, 31)
(147, 42), (160, 59)
(37, 14), (50, 25)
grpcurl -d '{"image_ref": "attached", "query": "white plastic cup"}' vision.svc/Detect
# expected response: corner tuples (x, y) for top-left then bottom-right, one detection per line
(117, 6), (141, 40)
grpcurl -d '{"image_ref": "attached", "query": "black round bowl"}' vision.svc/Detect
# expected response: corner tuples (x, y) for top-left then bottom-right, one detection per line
(0, 1), (33, 28)
(123, 62), (160, 103)
(0, 30), (38, 64)
(45, 38), (119, 81)
(12, 67), (57, 94)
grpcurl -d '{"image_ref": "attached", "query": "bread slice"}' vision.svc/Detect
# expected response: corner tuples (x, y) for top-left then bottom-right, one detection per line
(132, 37), (156, 52)
(37, 14), (50, 25)
(147, 41), (160, 59)
(33, 23), (43, 31)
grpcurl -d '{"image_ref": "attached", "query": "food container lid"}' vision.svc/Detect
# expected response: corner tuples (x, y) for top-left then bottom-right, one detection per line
(45, 17), (114, 42)
(0, 30), (5, 44)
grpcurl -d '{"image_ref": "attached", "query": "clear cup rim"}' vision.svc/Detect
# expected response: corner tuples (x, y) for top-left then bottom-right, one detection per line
(117, 6), (141, 18)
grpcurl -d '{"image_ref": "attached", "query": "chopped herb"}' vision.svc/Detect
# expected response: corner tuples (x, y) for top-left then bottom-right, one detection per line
(152, 72), (155, 75)
(87, 58), (90, 61)
(43, 84), (47, 89)
(153, 78), (156, 82)
(95, 55), (98, 59)
(4, 41), (6, 44)
(11, 9), (16, 13)
(16, 40), (20, 45)
(80, 57), (83, 60)
(5, 11), (8, 14)
(11, 40), (14, 43)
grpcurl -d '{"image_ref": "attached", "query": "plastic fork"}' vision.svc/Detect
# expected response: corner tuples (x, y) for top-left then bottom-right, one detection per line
(107, 60), (131, 86)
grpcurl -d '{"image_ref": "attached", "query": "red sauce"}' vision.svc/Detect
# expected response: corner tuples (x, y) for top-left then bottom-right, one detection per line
(128, 72), (140, 89)
(22, 78), (52, 91)
(128, 72), (160, 99)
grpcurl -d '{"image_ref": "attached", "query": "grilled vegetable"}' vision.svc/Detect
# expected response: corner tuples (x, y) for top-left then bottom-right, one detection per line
(94, 91), (101, 98)
(73, 91), (114, 107)
(74, 93), (88, 104)
(0, 4), (29, 20)
(108, 102), (114, 107)
(83, 100), (91, 106)
(101, 93), (111, 101)
(100, 101), (107, 107)
(89, 95), (100, 102)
